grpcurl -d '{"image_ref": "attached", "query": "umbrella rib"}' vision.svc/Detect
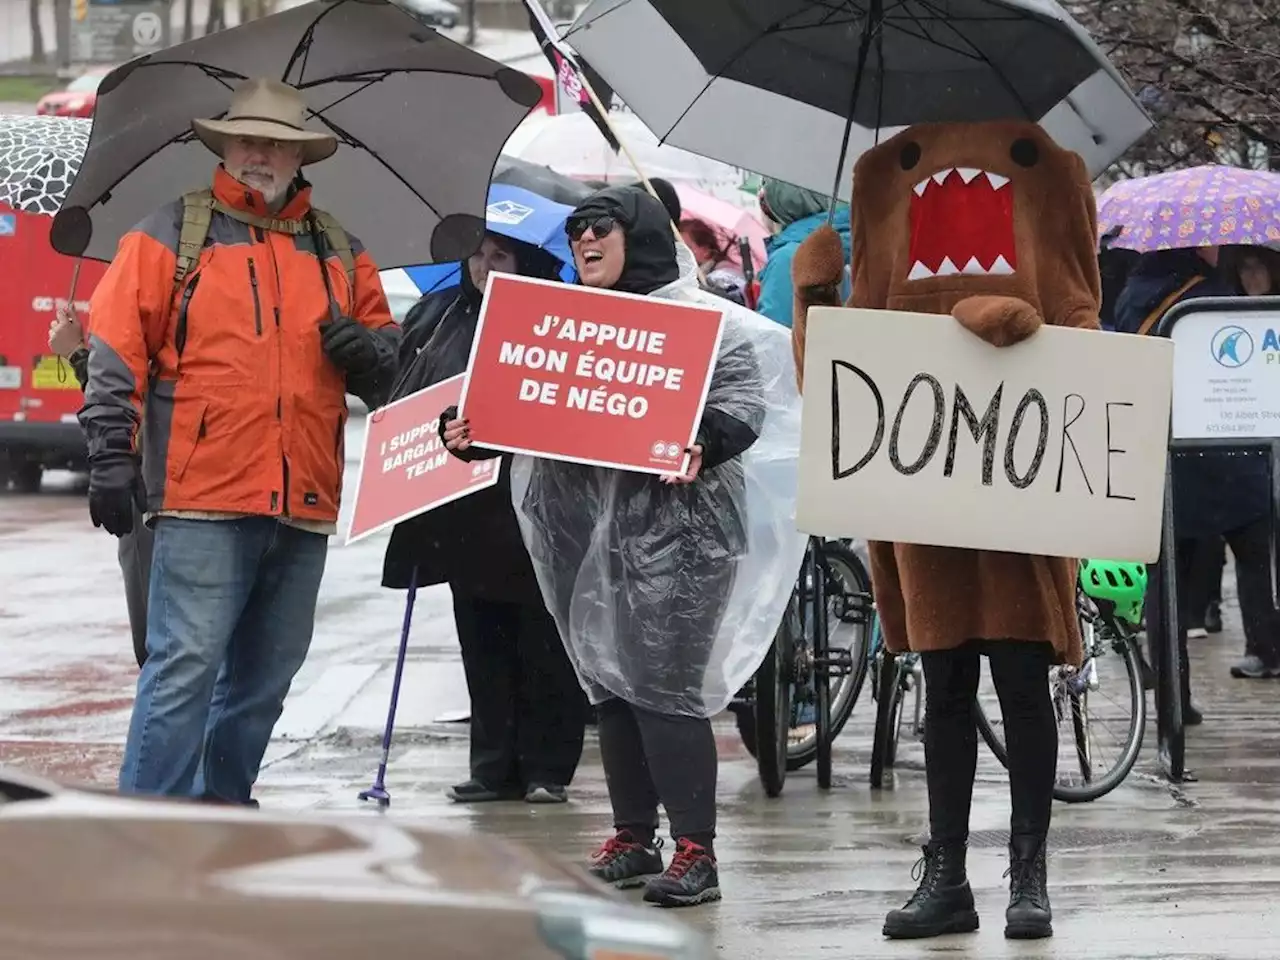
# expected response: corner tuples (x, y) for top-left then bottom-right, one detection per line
(658, 0), (865, 143)
(308, 111), (446, 223)
(871, 1), (990, 63)
(909, 0), (1034, 118)
(281, 0), (350, 86)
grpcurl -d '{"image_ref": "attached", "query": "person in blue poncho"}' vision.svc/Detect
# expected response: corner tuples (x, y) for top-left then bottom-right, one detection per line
(755, 178), (852, 328)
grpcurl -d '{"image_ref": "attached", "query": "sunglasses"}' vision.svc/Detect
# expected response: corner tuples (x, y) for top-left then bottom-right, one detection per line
(566, 215), (618, 242)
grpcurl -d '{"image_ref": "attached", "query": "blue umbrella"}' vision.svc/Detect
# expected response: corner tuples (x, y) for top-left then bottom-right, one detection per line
(404, 182), (578, 296)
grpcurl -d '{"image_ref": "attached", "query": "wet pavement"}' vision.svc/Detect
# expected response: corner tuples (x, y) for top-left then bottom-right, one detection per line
(2, 457), (1279, 957)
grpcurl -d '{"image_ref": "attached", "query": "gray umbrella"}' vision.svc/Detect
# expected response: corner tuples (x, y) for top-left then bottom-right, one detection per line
(0, 115), (89, 216)
(564, 0), (1152, 199)
(50, 0), (542, 268)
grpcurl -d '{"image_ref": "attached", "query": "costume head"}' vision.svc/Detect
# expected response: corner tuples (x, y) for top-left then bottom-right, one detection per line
(851, 121), (1101, 325)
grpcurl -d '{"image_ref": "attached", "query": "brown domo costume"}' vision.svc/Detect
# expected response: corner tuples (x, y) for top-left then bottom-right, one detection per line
(790, 121), (1103, 943)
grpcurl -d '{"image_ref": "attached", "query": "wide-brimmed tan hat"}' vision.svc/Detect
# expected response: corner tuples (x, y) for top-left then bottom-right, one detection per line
(192, 77), (337, 165)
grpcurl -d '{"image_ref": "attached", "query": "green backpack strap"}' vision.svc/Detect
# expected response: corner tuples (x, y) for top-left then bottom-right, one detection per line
(171, 191), (357, 315)
(311, 207), (357, 312)
(173, 189), (216, 300)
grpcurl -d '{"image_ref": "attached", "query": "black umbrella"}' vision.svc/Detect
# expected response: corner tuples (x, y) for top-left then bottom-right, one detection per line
(565, 0), (1152, 200)
(50, 0), (542, 268)
(492, 153), (594, 207)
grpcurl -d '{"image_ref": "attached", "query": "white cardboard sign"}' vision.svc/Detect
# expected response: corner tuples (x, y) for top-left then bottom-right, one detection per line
(797, 307), (1174, 562)
(1166, 302), (1280, 440)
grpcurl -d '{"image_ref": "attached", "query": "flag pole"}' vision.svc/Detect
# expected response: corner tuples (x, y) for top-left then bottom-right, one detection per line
(574, 76), (705, 277)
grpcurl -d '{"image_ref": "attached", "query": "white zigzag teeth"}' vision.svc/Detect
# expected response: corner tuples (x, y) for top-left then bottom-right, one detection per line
(912, 168), (1011, 195)
(907, 255), (1017, 280)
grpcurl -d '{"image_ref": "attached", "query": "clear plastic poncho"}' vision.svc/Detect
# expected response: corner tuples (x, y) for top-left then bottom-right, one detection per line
(509, 244), (807, 717)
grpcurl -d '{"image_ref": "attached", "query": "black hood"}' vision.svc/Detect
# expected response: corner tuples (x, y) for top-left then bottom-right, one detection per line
(570, 186), (679, 295)
(458, 231), (564, 305)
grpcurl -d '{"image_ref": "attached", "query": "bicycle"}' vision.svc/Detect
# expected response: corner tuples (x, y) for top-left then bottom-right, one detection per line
(730, 536), (874, 796)
(973, 559), (1149, 803)
(867, 613), (924, 789)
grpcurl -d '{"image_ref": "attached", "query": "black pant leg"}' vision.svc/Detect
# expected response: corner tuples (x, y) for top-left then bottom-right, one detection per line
(1208, 536), (1226, 606)
(1169, 539), (1198, 704)
(514, 602), (587, 787)
(450, 586), (520, 789)
(118, 515), (154, 669)
(986, 643), (1056, 843)
(921, 646), (982, 844)
(1226, 517), (1280, 665)
(631, 705), (718, 846)
(596, 698), (660, 841)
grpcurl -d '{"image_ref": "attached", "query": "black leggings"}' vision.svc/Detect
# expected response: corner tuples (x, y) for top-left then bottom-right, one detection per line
(596, 700), (717, 850)
(593, 560), (737, 854)
(923, 642), (1056, 846)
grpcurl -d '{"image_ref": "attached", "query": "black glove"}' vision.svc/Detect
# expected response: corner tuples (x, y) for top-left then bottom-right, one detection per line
(320, 317), (380, 376)
(87, 441), (145, 538)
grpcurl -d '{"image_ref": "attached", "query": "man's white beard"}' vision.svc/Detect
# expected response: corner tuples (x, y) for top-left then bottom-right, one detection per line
(233, 165), (287, 204)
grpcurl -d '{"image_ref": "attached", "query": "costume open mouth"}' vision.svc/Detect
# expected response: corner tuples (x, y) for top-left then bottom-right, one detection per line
(907, 168), (1016, 281)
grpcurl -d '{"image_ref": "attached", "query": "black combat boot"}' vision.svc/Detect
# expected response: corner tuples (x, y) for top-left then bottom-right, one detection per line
(1005, 835), (1052, 939)
(882, 841), (979, 939)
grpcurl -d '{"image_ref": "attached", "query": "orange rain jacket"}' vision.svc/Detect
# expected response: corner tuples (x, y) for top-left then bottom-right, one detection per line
(79, 166), (399, 524)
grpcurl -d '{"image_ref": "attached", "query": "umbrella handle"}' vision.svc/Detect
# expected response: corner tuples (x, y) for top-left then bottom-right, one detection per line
(67, 258), (82, 307)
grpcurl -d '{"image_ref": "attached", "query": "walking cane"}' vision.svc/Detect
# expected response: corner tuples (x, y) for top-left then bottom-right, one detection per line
(358, 570), (418, 808)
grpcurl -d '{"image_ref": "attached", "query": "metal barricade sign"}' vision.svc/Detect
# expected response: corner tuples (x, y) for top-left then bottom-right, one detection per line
(1153, 295), (1280, 782)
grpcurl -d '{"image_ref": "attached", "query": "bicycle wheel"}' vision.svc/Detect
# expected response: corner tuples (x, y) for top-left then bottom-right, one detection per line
(974, 619), (1147, 803)
(870, 652), (905, 789)
(754, 596), (796, 798)
(785, 543), (873, 771)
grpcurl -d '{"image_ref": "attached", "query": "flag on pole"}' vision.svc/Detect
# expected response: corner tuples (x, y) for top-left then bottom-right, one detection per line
(522, 0), (620, 152)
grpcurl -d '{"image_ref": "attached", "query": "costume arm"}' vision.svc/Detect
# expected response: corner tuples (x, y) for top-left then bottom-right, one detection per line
(789, 225), (847, 393)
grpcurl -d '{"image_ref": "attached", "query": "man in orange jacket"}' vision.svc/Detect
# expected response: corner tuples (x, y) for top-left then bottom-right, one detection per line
(79, 78), (400, 803)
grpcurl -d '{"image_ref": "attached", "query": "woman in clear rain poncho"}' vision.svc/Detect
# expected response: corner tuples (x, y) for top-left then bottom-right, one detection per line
(444, 185), (805, 908)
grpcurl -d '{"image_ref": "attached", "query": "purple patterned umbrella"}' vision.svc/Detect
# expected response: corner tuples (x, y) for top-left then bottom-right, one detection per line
(1097, 164), (1280, 253)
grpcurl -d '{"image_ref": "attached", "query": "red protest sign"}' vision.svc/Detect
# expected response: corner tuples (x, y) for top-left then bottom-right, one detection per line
(458, 274), (726, 475)
(345, 374), (501, 544)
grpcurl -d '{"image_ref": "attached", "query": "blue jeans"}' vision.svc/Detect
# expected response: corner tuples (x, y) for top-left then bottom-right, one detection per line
(119, 517), (328, 802)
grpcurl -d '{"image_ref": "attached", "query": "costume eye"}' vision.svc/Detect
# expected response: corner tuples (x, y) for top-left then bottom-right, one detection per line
(1010, 138), (1039, 167)
(899, 141), (921, 171)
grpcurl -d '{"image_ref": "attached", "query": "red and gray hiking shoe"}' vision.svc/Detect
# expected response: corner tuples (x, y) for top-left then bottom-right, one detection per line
(642, 838), (721, 907)
(587, 831), (664, 889)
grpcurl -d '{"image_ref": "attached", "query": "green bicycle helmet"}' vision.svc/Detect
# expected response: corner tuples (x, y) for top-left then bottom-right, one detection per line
(1080, 559), (1148, 625)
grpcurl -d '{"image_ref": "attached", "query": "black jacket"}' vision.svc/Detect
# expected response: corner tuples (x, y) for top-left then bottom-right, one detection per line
(381, 246), (561, 605)
(1114, 250), (1269, 539)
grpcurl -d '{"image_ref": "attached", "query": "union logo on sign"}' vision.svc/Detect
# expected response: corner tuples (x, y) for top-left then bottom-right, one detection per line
(487, 199), (535, 226)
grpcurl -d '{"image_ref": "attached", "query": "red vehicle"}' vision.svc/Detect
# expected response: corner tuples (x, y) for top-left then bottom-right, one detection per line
(34, 67), (113, 118)
(0, 203), (106, 492)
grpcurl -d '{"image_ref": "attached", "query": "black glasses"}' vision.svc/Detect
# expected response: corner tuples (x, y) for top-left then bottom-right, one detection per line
(566, 215), (617, 242)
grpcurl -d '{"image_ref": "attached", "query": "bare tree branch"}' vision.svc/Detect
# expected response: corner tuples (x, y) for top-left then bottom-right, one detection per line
(1066, 0), (1280, 175)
